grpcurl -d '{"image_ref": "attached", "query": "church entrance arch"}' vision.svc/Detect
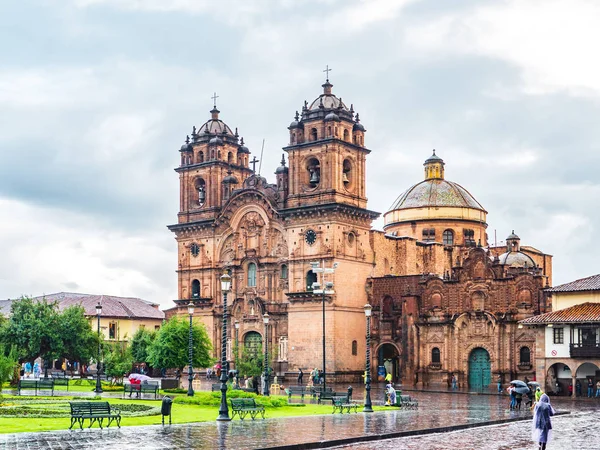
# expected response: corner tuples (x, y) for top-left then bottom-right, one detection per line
(377, 343), (399, 382)
(244, 331), (262, 357)
(468, 348), (491, 389)
(546, 362), (571, 396)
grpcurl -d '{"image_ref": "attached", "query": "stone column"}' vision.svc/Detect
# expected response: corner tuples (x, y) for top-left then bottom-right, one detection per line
(572, 375), (576, 399)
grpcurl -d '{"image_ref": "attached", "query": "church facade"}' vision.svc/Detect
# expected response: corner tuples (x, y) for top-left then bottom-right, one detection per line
(166, 78), (553, 387)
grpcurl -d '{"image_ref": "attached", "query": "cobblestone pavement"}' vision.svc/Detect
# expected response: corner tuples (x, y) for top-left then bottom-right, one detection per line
(1, 391), (597, 449)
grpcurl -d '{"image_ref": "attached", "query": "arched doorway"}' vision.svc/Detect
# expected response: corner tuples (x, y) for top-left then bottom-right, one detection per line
(244, 331), (262, 357)
(377, 344), (400, 382)
(468, 348), (491, 389)
(546, 362), (571, 396)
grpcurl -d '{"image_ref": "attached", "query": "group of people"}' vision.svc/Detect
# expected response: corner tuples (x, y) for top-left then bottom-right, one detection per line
(297, 368), (322, 387)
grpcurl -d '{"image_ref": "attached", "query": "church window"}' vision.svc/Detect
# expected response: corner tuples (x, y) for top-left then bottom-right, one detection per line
(280, 264), (288, 279)
(382, 296), (393, 317)
(431, 347), (441, 364)
(218, 150), (221, 160)
(328, 126), (332, 136)
(464, 229), (476, 246)
(519, 346), (531, 364)
(292, 132), (296, 144)
(307, 158), (320, 188)
(343, 159), (352, 189)
(443, 229), (454, 246)
(226, 338), (232, 361)
(227, 152), (234, 164)
(553, 328), (564, 344)
(335, 127), (338, 137)
(195, 179), (206, 206)
(198, 151), (204, 163)
(247, 263), (257, 287)
(422, 228), (435, 242)
(109, 322), (117, 340)
(306, 270), (318, 291)
(211, 150), (215, 159)
(310, 128), (318, 141)
(343, 129), (349, 141)
(352, 340), (358, 356)
(192, 279), (200, 298)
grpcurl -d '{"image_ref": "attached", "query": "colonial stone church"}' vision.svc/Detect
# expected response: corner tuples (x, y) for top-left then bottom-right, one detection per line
(165, 77), (552, 388)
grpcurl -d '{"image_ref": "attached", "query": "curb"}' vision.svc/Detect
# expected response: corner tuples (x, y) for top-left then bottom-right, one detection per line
(260, 411), (570, 450)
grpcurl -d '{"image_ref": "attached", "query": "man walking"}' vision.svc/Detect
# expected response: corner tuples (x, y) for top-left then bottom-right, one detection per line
(587, 378), (594, 398)
(497, 375), (502, 393)
(297, 368), (303, 385)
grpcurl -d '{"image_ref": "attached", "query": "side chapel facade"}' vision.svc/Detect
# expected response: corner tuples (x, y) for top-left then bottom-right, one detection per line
(165, 78), (553, 387)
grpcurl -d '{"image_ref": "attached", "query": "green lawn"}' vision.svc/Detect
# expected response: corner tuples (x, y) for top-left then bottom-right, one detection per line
(0, 393), (386, 433)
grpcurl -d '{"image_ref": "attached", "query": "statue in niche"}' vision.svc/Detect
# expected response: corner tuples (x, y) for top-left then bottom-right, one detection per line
(248, 299), (255, 316)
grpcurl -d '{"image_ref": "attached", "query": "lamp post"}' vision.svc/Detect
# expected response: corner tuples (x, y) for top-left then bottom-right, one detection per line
(311, 261), (336, 391)
(217, 271), (232, 421)
(262, 313), (270, 396)
(95, 302), (103, 394)
(187, 301), (195, 397)
(234, 320), (240, 370)
(363, 303), (373, 412)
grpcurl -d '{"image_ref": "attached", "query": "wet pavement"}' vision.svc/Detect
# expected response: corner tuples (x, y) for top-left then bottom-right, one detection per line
(4, 380), (600, 449)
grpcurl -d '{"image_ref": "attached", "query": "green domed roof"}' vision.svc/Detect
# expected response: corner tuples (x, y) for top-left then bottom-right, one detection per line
(388, 179), (485, 212)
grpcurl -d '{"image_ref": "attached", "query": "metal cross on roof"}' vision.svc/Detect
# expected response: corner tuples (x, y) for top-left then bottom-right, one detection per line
(211, 92), (219, 108)
(323, 65), (332, 82)
(250, 156), (260, 173)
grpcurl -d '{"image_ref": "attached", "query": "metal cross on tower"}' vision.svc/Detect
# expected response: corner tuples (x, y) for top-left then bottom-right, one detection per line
(211, 92), (219, 108)
(250, 156), (260, 173)
(323, 65), (332, 82)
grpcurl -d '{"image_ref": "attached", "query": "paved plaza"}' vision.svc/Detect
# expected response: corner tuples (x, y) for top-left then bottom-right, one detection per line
(3, 391), (596, 449)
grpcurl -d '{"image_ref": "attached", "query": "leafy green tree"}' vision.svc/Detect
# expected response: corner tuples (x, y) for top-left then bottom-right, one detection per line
(103, 342), (133, 384)
(0, 345), (18, 390)
(60, 305), (98, 364)
(130, 328), (156, 364)
(147, 316), (213, 372)
(236, 344), (274, 377)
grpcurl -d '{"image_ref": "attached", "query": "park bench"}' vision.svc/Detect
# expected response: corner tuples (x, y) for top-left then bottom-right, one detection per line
(69, 401), (121, 429)
(211, 383), (222, 392)
(286, 386), (306, 400)
(17, 378), (54, 396)
(397, 394), (418, 409)
(331, 394), (358, 414)
(230, 398), (265, 420)
(123, 381), (160, 399)
(317, 390), (343, 404)
(311, 386), (333, 399)
(50, 372), (70, 390)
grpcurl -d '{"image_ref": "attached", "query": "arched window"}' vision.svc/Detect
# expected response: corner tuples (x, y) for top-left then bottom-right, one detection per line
(198, 151), (204, 163)
(327, 126), (332, 136)
(247, 263), (257, 287)
(343, 129), (349, 141)
(352, 340), (358, 356)
(443, 229), (454, 246)
(431, 347), (441, 364)
(280, 264), (288, 279)
(292, 132), (296, 144)
(310, 128), (317, 141)
(227, 152), (234, 164)
(306, 270), (317, 291)
(195, 179), (206, 206)
(520, 346), (531, 364)
(191, 279), (200, 298)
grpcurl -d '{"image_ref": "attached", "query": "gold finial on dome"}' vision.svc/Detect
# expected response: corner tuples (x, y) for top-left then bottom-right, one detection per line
(424, 149), (445, 180)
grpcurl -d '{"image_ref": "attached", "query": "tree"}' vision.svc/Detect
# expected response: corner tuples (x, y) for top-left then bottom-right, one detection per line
(147, 316), (213, 372)
(130, 328), (156, 364)
(59, 305), (98, 364)
(0, 345), (18, 390)
(236, 344), (274, 377)
(103, 342), (133, 384)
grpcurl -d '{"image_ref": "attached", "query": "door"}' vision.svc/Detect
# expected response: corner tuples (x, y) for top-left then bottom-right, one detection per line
(468, 348), (491, 389)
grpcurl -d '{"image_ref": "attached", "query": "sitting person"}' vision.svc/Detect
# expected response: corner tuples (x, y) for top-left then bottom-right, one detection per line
(385, 384), (397, 406)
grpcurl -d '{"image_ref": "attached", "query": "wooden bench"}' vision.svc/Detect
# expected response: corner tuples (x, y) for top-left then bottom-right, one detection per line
(17, 379), (54, 396)
(286, 386), (306, 399)
(331, 394), (358, 414)
(397, 394), (418, 409)
(230, 398), (265, 420)
(123, 382), (159, 399)
(311, 386), (333, 400)
(318, 390), (342, 404)
(69, 401), (121, 429)
(50, 372), (70, 390)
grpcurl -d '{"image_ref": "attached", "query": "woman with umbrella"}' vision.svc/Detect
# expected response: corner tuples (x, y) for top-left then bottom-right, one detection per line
(532, 393), (555, 450)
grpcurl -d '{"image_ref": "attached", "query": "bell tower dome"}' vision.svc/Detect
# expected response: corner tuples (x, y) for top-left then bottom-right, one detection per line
(284, 73), (370, 210)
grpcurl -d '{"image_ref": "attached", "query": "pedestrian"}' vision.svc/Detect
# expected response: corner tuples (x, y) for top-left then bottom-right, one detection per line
(587, 378), (594, 398)
(33, 362), (40, 378)
(451, 374), (457, 390)
(508, 385), (517, 409)
(532, 393), (555, 450)
(297, 368), (303, 385)
(385, 383), (396, 406)
(535, 386), (543, 403)
(385, 372), (392, 385)
(568, 383), (572, 397)
(497, 375), (502, 393)
(24, 362), (32, 378)
(516, 391), (523, 410)
(596, 380), (600, 398)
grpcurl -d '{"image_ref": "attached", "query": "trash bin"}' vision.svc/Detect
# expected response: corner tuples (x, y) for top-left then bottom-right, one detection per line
(161, 396), (173, 425)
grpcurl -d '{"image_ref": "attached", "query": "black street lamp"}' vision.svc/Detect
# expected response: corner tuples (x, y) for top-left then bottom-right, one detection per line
(94, 302), (103, 394)
(262, 313), (270, 396)
(217, 271), (232, 421)
(363, 303), (373, 413)
(311, 261), (336, 391)
(187, 301), (195, 397)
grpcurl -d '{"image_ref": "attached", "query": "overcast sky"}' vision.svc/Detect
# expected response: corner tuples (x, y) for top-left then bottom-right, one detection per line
(1, 0), (599, 308)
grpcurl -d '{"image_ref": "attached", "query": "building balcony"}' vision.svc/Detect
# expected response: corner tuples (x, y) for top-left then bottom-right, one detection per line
(428, 363), (442, 370)
(570, 343), (600, 358)
(517, 362), (532, 370)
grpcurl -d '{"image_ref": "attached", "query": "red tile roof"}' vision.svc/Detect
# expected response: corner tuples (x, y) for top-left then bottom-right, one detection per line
(34, 292), (164, 320)
(546, 274), (600, 293)
(520, 302), (600, 325)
